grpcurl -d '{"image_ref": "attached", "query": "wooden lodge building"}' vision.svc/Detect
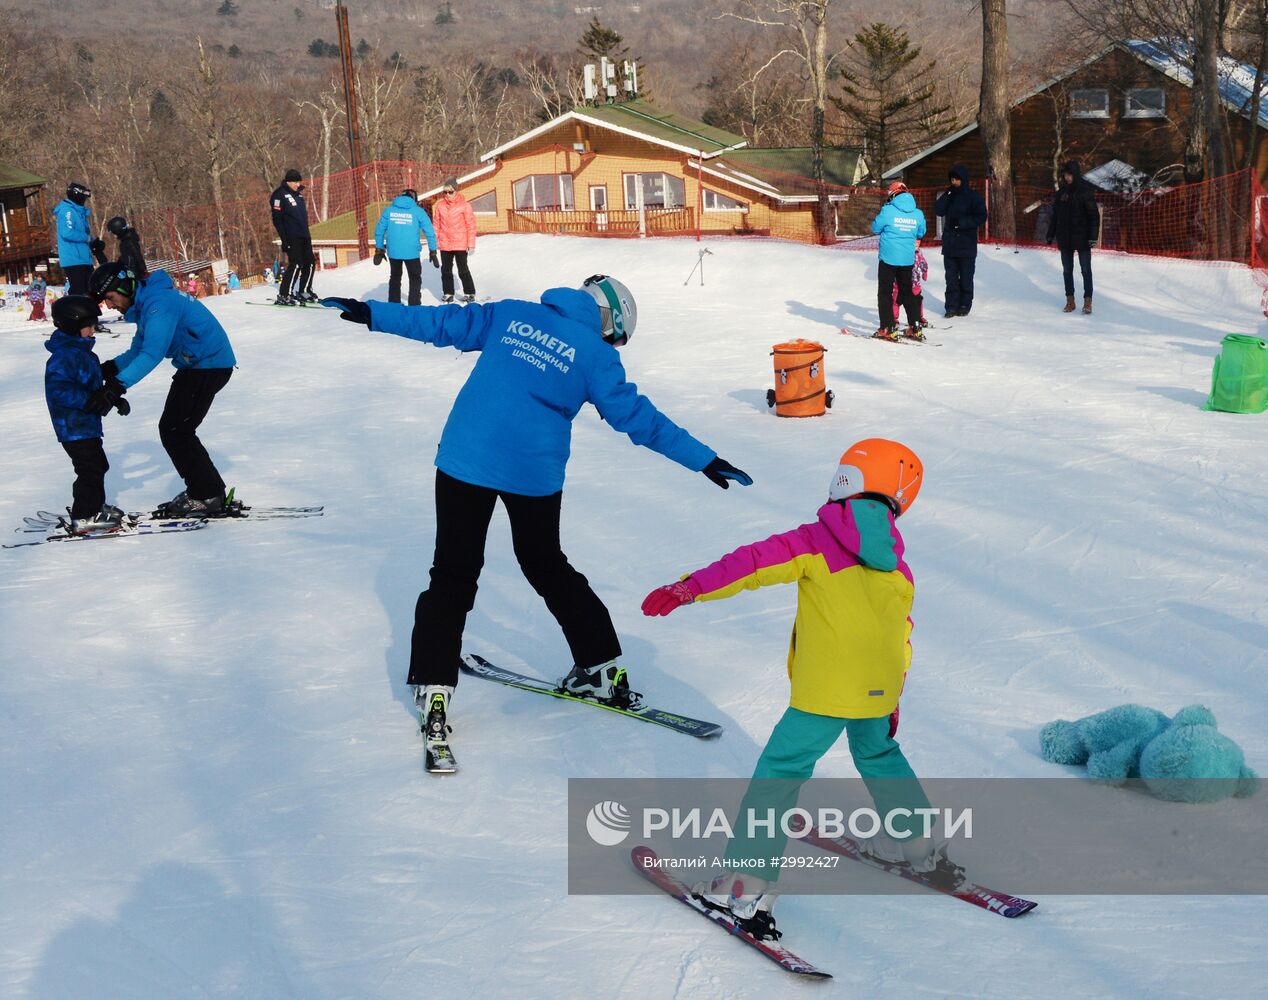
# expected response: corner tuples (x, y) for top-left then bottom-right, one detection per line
(0, 162), (51, 283)
(310, 101), (867, 265)
(884, 40), (1268, 193)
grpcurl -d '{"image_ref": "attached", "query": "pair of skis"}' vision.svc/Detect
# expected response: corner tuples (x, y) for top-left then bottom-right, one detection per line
(633, 829), (1036, 979)
(420, 654), (725, 774)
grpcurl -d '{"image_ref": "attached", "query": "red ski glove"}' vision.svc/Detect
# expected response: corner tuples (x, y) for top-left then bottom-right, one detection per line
(641, 579), (701, 617)
(888, 702), (900, 738)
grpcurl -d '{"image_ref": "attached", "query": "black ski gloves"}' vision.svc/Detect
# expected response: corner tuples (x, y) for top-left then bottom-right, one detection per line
(320, 297), (371, 326)
(85, 377), (126, 417)
(89, 238), (106, 254)
(429, 251), (440, 268)
(702, 457), (753, 490)
(373, 247), (385, 266)
(114, 396), (131, 416)
(280, 239), (292, 254)
(101, 358), (118, 379)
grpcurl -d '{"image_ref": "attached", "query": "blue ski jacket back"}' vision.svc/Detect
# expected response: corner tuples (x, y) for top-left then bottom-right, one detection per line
(366, 288), (715, 496)
(871, 191), (927, 266)
(109, 270), (237, 388)
(45, 330), (103, 442)
(54, 198), (94, 268)
(374, 195), (438, 259)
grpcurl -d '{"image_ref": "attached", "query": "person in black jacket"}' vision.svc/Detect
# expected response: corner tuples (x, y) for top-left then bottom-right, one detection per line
(106, 216), (148, 279)
(1045, 160), (1100, 314)
(933, 164), (988, 317)
(269, 169), (316, 306)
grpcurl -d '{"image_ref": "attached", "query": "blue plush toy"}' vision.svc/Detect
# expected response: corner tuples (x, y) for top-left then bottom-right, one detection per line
(1040, 704), (1258, 803)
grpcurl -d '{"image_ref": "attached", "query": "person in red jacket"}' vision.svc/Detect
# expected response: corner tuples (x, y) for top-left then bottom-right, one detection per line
(433, 177), (477, 303)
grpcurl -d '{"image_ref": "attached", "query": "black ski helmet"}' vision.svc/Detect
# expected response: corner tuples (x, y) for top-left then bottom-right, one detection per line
(89, 262), (141, 303)
(66, 181), (91, 205)
(106, 215), (132, 237)
(51, 294), (101, 334)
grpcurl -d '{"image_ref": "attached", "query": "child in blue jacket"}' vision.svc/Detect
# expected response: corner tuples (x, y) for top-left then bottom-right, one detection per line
(322, 276), (753, 758)
(44, 295), (130, 534)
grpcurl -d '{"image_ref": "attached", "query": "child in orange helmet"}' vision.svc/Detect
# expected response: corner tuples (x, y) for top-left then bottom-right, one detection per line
(641, 438), (934, 939)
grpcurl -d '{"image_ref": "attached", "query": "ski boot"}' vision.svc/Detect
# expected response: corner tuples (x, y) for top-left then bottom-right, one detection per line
(441, 294), (455, 304)
(462, 294), (477, 304)
(153, 491), (225, 518)
(901, 325), (926, 342)
(557, 660), (641, 708)
(416, 685), (456, 773)
(300, 289), (319, 304)
(693, 872), (781, 940)
(857, 831), (963, 886)
(872, 325), (902, 342)
(68, 507), (125, 536)
(274, 293), (298, 307)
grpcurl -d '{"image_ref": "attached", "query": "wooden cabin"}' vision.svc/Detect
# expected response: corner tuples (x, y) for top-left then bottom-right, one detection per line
(0, 162), (51, 283)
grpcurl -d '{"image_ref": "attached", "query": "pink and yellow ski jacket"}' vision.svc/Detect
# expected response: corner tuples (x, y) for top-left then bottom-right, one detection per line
(683, 498), (914, 718)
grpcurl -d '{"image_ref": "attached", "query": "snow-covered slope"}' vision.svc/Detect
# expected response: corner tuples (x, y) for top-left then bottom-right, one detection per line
(1, 236), (1265, 998)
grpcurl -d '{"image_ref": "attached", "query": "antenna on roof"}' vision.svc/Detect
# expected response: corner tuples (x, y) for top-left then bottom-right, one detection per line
(623, 60), (638, 97)
(601, 57), (618, 102)
(583, 63), (598, 102)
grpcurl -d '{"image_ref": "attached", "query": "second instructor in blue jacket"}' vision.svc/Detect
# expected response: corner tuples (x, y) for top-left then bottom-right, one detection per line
(373, 188), (438, 306)
(322, 277), (752, 746)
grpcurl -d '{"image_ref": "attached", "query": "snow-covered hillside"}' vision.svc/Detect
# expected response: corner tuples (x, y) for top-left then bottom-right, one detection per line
(2, 236), (1265, 998)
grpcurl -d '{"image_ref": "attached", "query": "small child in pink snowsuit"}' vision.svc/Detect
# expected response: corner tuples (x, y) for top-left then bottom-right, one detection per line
(893, 246), (928, 326)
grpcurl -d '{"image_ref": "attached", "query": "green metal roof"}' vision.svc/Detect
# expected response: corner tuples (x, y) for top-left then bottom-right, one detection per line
(308, 201), (391, 242)
(575, 100), (747, 154)
(721, 147), (866, 190)
(0, 162), (45, 189)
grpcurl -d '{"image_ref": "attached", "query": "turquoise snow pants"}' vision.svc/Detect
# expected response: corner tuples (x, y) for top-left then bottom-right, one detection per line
(724, 707), (931, 881)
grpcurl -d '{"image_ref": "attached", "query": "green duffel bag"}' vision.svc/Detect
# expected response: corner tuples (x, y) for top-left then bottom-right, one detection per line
(1204, 334), (1268, 413)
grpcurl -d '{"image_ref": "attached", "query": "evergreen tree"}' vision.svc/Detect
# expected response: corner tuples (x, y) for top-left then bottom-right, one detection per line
(435, 2), (455, 25)
(228, 44), (241, 58)
(578, 16), (627, 62)
(217, 0), (239, 16)
(356, 38), (371, 60)
(831, 22), (951, 180)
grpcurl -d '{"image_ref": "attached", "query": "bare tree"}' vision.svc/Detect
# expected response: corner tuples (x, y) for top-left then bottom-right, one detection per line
(717, 0), (842, 240)
(295, 75), (345, 221)
(980, 0), (1015, 241)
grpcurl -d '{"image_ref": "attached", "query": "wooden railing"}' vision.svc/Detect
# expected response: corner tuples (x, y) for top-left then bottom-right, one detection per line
(0, 227), (52, 264)
(508, 207), (694, 236)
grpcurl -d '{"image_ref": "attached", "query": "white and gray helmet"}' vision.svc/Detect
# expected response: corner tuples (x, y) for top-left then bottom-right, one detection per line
(581, 274), (637, 345)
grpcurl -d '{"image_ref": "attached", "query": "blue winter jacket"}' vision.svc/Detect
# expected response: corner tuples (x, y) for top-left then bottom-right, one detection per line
(374, 195), (438, 259)
(366, 288), (716, 496)
(45, 330), (103, 442)
(109, 270), (237, 388)
(54, 198), (94, 268)
(871, 191), (927, 267)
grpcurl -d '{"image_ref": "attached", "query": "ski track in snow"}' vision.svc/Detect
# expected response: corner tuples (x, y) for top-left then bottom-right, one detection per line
(2, 236), (1266, 998)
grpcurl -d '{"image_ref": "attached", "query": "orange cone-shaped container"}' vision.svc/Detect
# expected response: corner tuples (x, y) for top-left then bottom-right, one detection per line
(769, 340), (830, 417)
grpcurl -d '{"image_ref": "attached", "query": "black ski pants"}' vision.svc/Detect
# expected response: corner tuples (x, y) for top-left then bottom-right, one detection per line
(878, 261), (920, 330)
(280, 237), (315, 297)
(388, 257), (423, 305)
(1060, 245), (1093, 298)
(408, 470), (621, 688)
(64, 264), (93, 297)
(159, 368), (233, 501)
(943, 254), (977, 314)
(62, 437), (108, 520)
(440, 250), (475, 298)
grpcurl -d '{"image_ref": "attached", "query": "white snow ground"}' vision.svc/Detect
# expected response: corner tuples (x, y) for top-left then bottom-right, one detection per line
(1, 236), (1266, 999)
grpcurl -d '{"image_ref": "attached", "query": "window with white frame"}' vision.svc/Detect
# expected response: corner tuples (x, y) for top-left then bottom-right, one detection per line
(702, 188), (746, 212)
(623, 172), (686, 210)
(512, 174), (574, 211)
(1070, 88), (1110, 118)
(469, 190), (497, 214)
(1124, 87), (1166, 119)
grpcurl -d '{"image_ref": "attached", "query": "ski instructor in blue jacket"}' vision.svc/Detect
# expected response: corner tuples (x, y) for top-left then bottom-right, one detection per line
(89, 262), (237, 516)
(372, 188), (438, 306)
(322, 277), (752, 753)
(870, 181), (927, 340)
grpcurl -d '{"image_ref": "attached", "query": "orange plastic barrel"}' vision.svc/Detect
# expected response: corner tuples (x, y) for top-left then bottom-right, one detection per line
(769, 340), (830, 417)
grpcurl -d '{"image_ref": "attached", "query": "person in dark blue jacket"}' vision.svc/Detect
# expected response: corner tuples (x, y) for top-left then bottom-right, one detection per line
(321, 276), (753, 747)
(44, 295), (130, 534)
(270, 169), (316, 305)
(933, 164), (988, 317)
(373, 188), (439, 305)
(54, 182), (106, 298)
(870, 182), (927, 339)
(90, 262), (238, 515)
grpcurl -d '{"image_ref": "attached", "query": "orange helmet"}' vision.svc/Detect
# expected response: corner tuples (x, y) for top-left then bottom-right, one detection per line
(828, 438), (923, 516)
(886, 180), (909, 200)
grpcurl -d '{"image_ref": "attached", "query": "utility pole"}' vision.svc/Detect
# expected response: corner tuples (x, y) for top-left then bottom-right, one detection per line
(336, 1), (368, 258)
